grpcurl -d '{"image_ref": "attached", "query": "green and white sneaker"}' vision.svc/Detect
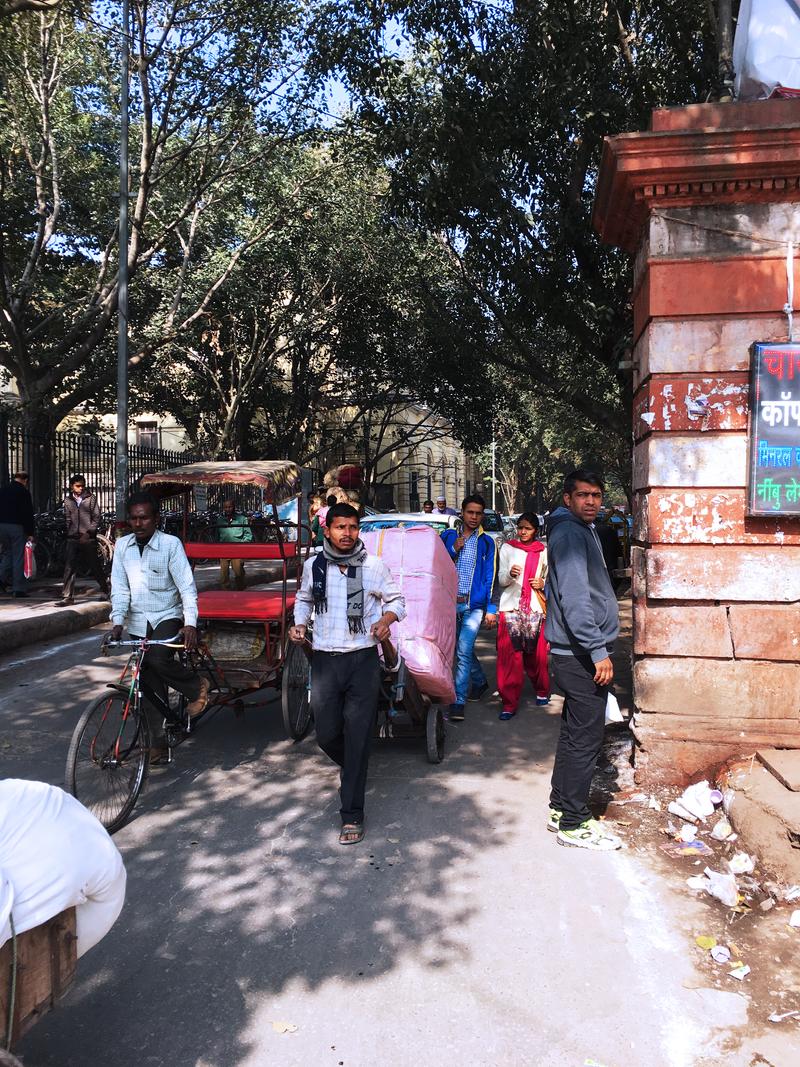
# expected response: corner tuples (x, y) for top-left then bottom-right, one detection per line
(547, 808), (562, 833)
(557, 818), (623, 851)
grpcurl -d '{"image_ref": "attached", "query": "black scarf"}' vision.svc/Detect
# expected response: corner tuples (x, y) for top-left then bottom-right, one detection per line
(312, 537), (368, 634)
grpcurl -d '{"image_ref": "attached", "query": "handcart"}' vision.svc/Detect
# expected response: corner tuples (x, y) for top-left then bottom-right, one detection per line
(375, 638), (446, 764)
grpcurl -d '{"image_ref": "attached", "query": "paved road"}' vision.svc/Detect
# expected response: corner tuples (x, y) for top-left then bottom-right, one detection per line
(2, 621), (798, 1067)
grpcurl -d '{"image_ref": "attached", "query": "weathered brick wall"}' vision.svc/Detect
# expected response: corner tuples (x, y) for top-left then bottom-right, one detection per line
(631, 201), (800, 780)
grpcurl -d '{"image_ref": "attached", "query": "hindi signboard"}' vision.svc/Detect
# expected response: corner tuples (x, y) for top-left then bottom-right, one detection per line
(747, 342), (800, 516)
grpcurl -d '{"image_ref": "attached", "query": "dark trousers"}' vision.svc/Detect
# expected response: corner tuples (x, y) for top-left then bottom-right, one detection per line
(549, 653), (609, 831)
(62, 538), (109, 598)
(132, 618), (202, 741)
(0, 522), (26, 592)
(312, 646), (381, 825)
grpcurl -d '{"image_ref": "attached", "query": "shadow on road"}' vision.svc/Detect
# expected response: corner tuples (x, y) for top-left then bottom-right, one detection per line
(11, 599), (633, 1067)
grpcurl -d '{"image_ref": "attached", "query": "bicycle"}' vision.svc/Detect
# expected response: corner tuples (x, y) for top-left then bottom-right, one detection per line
(65, 636), (222, 833)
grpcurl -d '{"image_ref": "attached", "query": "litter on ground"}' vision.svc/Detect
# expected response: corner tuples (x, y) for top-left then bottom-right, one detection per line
(727, 852), (756, 875)
(710, 817), (735, 842)
(660, 839), (714, 859)
(769, 1010), (800, 1023)
(703, 867), (739, 908)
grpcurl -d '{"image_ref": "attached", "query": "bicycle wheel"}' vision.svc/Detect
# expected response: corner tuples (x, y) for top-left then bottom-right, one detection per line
(281, 641), (312, 740)
(65, 691), (151, 834)
(193, 529), (214, 566)
(95, 534), (114, 580)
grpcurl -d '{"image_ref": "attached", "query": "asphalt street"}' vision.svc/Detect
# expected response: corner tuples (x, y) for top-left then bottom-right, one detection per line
(2, 619), (799, 1067)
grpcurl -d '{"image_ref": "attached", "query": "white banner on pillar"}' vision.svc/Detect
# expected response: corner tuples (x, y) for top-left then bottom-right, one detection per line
(734, 0), (800, 100)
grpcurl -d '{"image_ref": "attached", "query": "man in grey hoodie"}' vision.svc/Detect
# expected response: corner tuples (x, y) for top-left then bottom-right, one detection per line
(544, 470), (623, 851)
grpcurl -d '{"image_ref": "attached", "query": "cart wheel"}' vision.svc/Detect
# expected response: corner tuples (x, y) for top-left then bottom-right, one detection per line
(426, 704), (445, 764)
(282, 641), (312, 740)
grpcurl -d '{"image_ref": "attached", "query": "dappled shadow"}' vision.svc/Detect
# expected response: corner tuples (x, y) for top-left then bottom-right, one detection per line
(7, 601), (634, 1066)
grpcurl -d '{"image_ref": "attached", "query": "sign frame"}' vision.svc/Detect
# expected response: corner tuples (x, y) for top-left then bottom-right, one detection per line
(746, 341), (800, 517)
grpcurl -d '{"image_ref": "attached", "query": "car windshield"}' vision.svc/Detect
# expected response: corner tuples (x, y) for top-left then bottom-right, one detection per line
(481, 511), (504, 532)
(360, 518), (449, 533)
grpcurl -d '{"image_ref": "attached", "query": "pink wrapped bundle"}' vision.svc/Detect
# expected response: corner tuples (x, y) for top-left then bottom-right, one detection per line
(361, 526), (456, 705)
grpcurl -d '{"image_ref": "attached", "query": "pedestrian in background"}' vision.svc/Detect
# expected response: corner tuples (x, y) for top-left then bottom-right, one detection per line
(308, 491), (322, 527)
(311, 493), (338, 547)
(0, 471), (35, 599)
(545, 470), (622, 851)
(57, 474), (109, 606)
(421, 499), (434, 514)
(435, 495), (459, 516)
(496, 512), (550, 720)
(216, 498), (253, 590)
(441, 494), (498, 722)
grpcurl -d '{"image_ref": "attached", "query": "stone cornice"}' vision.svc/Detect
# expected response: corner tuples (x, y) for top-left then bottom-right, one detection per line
(594, 101), (800, 253)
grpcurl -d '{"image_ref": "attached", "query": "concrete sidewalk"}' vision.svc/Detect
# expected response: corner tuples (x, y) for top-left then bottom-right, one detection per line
(0, 560), (285, 653)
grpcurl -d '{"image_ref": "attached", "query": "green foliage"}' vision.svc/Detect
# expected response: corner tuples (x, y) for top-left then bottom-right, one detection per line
(0, 0), (314, 429)
(135, 143), (494, 460)
(309, 0), (721, 470)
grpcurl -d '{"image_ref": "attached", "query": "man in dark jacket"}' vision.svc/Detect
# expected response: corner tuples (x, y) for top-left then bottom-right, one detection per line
(441, 494), (498, 721)
(57, 474), (110, 605)
(0, 471), (35, 598)
(545, 470), (623, 851)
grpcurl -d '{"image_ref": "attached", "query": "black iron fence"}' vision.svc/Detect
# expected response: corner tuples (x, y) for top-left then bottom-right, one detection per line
(1, 425), (200, 513)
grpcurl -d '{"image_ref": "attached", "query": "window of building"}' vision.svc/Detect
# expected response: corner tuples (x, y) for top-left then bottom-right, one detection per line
(409, 471), (419, 511)
(136, 421), (159, 449)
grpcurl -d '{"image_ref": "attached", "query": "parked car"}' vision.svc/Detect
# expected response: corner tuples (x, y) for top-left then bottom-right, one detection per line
(359, 512), (459, 536)
(359, 509), (508, 547)
(478, 509), (507, 546)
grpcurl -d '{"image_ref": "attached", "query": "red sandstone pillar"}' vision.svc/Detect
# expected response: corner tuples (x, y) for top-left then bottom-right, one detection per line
(594, 99), (800, 783)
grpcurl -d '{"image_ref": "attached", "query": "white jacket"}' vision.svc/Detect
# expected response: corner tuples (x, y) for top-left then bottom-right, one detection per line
(498, 542), (548, 614)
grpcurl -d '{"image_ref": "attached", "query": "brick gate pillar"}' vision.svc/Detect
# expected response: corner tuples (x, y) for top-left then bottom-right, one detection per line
(594, 99), (800, 784)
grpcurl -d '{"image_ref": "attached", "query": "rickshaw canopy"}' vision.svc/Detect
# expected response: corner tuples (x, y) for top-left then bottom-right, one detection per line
(140, 460), (300, 505)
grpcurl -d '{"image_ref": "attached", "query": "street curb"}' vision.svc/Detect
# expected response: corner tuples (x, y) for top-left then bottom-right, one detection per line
(0, 600), (110, 653)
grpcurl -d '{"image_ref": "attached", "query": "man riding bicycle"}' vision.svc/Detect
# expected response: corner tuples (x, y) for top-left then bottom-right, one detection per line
(108, 492), (210, 762)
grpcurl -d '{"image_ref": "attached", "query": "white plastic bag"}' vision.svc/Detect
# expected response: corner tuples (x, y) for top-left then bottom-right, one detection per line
(667, 780), (716, 823)
(703, 867), (739, 908)
(734, 0), (800, 100)
(605, 691), (624, 725)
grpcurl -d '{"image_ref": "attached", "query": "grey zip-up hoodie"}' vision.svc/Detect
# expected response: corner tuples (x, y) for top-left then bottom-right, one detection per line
(544, 506), (619, 663)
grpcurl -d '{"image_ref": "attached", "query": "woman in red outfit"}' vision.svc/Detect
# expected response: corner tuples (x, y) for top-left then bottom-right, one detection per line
(496, 513), (550, 720)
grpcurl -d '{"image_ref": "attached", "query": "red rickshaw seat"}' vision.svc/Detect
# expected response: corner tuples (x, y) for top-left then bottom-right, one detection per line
(197, 590), (296, 622)
(184, 542), (300, 560)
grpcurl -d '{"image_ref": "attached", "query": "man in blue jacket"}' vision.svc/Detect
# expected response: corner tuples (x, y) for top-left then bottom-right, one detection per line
(545, 470), (622, 851)
(441, 494), (498, 721)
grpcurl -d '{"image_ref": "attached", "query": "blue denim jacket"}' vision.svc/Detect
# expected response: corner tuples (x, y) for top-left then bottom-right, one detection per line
(441, 528), (498, 614)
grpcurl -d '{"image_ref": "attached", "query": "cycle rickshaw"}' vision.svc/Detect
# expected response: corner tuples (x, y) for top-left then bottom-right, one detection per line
(65, 460), (313, 832)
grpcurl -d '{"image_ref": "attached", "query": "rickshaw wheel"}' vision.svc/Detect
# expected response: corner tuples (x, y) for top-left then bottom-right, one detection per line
(282, 640), (312, 740)
(426, 704), (445, 764)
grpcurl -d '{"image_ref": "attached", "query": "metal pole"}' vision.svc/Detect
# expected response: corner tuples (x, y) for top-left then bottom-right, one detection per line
(115, 0), (130, 519)
(491, 439), (496, 511)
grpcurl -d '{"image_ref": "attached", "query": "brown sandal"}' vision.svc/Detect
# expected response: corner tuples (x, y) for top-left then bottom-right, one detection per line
(339, 823), (364, 845)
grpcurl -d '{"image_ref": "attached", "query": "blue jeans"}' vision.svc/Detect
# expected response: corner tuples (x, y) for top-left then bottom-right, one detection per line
(453, 603), (486, 706)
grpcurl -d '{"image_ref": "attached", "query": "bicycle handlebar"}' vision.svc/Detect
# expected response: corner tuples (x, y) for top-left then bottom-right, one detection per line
(102, 637), (184, 650)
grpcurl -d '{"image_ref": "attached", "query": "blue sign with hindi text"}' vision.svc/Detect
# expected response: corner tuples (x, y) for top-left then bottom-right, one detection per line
(747, 342), (800, 516)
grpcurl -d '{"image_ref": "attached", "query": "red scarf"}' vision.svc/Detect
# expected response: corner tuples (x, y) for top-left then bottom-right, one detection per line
(508, 539), (545, 612)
